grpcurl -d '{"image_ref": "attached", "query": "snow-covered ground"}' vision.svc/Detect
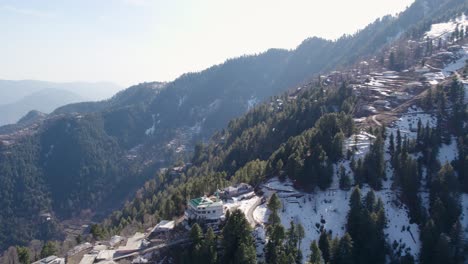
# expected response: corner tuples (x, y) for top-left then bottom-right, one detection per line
(255, 179), (349, 261)
(462, 80), (468, 103)
(438, 136), (458, 165)
(362, 186), (421, 258)
(388, 106), (437, 140)
(224, 192), (259, 217)
(344, 131), (375, 159)
(423, 71), (446, 85)
(461, 194), (468, 239)
(145, 114), (157, 136)
(253, 176), (420, 262)
(425, 14), (468, 41)
(442, 45), (468, 77)
(247, 96), (259, 111)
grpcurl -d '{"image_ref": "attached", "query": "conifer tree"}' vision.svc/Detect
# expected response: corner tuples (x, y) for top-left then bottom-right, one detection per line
(222, 209), (256, 264)
(334, 233), (354, 264)
(309, 240), (324, 264)
(318, 231), (331, 263)
(202, 227), (218, 264)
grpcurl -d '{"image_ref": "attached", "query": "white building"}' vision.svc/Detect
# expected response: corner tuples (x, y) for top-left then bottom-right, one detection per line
(185, 196), (224, 221)
(221, 183), (254, 199)
(150, 220), (175, 238)
(32, 256), (65, 264)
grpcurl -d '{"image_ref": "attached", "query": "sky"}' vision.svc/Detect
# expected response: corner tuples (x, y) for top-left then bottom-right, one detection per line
(0, 0), (415, 87)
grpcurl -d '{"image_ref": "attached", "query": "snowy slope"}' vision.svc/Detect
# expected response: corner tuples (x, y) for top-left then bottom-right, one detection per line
(438, 136), (459, 165)
(388, 106), (437, 140)
(461, 194), (468, 239)
(425, 15), (468, 41)
(442, 45), (468, 77)
(255, 178), (349, 261)
(362, 186), (421, 258)
(253, 175), (421, 262)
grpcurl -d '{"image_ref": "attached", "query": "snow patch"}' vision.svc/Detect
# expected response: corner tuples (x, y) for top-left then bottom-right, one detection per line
(145, 114), (157, 136)
(257, 178), (349, 261)
(442, 46), (468, 77)
(388, 106), (436, 140)
(362, 186), (421, 258)
(247, 96), (259, 111)
(224, 193), (259, 219)
(461, 194), (468, 239)
(425, 14), (468, 41)
(423, 72), (446, 85)
(344, 131), (375, 159)
(438, 136), (458, 165)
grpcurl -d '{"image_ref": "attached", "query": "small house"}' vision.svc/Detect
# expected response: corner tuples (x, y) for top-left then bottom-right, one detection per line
(150, 220), (175, 237)
(221, 183), (254, 199)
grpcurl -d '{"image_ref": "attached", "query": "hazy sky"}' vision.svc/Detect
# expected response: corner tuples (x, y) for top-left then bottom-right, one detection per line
(0, 0), (414, 87)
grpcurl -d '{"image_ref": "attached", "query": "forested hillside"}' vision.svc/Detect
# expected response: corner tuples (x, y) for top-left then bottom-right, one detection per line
(0, 0), (466, 257)
(87, 0), (468, 263)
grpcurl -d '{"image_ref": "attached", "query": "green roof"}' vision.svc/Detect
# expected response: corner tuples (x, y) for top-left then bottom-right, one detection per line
(190, 196), (221, 207)
(190, 197), (204, 207)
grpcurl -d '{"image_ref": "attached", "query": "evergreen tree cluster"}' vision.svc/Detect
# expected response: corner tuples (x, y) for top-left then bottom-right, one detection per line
(346, 188), (387, 264)
(351, 127), (386, 189)
(265, 193), (305, 264)
(182, 209), (255, 264)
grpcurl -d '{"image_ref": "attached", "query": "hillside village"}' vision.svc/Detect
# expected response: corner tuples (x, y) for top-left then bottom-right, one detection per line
(25, 14), (468, 264)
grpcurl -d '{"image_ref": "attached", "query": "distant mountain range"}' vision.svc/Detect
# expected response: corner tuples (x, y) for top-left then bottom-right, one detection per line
(0, 80), (122, 125)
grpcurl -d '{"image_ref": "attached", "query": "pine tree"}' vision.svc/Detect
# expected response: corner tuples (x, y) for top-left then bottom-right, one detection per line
(189, 223), (203, 263)
(420, 219), (438, 264)
(318, 231), (330, 263)
(309, 241), (324, 264)
(396, 129), (402, 154)
(265, 223), (286, 264)
(202, 227), (217, 264)
(17, 247), (30, 264)
(334, 233), (354, 264)
(389, 132), (395, 157)
(364, 190), (376, 212)
(236, 242), (257, 264)
(268, 193), (282, 225)
(296, 223), (305, 251)
(347, 187), (363, 241)
(40, 242), (56, 259)
(222, 209), (256, 264)
(389, 51), (396, 70)
(268, 193), (281, 212)
(449, 220), (463, 263)
(433, 233), (450, 264)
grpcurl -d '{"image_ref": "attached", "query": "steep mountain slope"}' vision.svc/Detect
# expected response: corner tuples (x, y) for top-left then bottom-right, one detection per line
(95, 1), (468, 263)
(0, 0), (464, 253)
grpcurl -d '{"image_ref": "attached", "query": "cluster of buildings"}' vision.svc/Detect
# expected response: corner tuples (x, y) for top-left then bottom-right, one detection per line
(36, 183), (254, 264)
(64, 233), (150, 264)
(184, 183), (254, 223)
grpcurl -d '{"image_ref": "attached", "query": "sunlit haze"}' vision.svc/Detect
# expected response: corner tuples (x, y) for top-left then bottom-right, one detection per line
(0, 0), (415, 87)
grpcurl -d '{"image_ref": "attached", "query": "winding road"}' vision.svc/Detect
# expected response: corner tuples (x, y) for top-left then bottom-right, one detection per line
(246, 196), (262, 228)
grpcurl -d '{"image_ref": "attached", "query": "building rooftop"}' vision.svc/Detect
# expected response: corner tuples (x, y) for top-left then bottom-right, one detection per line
(32, 256), (65, 264)
(96, 250), (115, 261)
(116, 232), (145, 253)
(155, 220), (175, 230)
(78, 254), (96, 264)
(190, 196), (222, 208)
